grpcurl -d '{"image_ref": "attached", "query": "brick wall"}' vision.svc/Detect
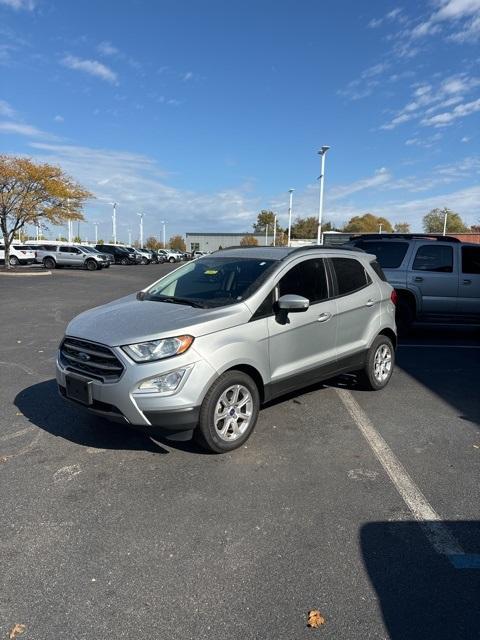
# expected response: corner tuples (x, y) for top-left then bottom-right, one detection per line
(450, 234), (480, 244)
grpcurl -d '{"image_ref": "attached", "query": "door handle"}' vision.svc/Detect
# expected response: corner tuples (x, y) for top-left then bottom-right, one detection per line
(365, 299), (375, 307)
(413, 276), (423, 283)
(463, 279), (472, 285)
(317, 312), (331, 322)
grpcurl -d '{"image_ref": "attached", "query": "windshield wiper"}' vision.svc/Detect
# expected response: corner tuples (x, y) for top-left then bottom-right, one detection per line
(156, 296), (206, 308)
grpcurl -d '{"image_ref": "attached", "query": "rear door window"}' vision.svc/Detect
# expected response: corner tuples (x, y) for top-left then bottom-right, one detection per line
(331, 258), (371, 295)
(461, 246), (480, 274)
(355, 241), (409, 268)
(278, 258), (328, 304)
(412, 245), (453, 272)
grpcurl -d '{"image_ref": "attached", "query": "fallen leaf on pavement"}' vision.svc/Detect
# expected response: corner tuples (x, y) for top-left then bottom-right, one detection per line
(8, 624), (26, 639)
(307, 610), (326, 628)
(473, 444), (479, 449)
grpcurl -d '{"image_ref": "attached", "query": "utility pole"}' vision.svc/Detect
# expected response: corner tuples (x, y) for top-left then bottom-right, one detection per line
(93, 223), (99, 244)
(128, 229), (132, 246)
(317, 146), (330, 245)
(265, 224), (269, 246)
(443, 210), (448, 236)
(138, 213), (144, 248)
(287, 189), (294, 247)
(161, 220), (167, 249)
(112, 202), (118, 244)
(273, 215), (277, 246)
(379, 224), (383, 234)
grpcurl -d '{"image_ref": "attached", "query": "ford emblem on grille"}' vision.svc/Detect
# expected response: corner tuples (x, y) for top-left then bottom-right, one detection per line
(77, 351), (91, 361)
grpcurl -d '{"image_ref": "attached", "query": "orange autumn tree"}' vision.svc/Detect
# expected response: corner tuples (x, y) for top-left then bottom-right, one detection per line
(0, 155), (91, 269)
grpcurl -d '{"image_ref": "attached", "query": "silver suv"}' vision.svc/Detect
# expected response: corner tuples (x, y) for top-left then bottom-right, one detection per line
(56, 246), (397, 452)
(37, 244), (109, 270)
(345, 234), (480, 329)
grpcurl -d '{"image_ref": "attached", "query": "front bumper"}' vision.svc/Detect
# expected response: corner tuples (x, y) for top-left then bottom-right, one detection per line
(56, 345), (217, 440)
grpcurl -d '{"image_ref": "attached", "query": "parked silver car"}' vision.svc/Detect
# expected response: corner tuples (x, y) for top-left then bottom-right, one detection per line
(56, 246), (397, 452)
(36, 244), (109, 270)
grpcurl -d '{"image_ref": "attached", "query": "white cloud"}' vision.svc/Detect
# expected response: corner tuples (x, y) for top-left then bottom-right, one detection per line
(62, 55), (118, 85)
(435, 0), (480, 21)
(422, 97), (480, 126)
(405, 132), (443, 148)
(0, 0), (35, 9)
(28, 142), (261, 238)
(183, 71), (194, 81)
(0, 99), (15, 118)
(330, 168), (391, 200)
(97, 41), (119, 56)
(54, 114), (64, 123)
(0, 121), (49, 137)
(461, 135), (471, 142)
(367, 7), (404, 28)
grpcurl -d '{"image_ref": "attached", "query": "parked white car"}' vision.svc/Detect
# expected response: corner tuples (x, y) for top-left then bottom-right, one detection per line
(0, 244), (36, 266)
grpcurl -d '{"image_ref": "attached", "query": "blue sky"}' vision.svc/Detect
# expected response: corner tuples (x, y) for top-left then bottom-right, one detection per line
(1, 0), (479, 241)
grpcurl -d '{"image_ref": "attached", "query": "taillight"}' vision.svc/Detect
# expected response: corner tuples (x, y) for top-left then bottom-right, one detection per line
(390, 290), (398, 306)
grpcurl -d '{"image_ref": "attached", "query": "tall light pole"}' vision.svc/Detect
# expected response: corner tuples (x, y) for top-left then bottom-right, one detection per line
(379, 223), (383, 234)
(111, 202), (118, 244)
(443, 210), (448, 236)
(128, 228), (132, 246)
(137, 213), (144, 248)
(287, 189), (294, 247)
(161, 220), (167, 249)
(317, 146), (330, 245)
(273, 215), (277, 246)
(265, 224), (269, 246)
(93, 223), (99, 244)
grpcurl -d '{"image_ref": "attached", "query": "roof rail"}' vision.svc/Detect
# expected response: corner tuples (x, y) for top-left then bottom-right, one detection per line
(214, 244), (364, 255)
(349, 233), (461, 243)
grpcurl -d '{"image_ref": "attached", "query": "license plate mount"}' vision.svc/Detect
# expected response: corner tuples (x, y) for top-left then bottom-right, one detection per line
(65, 374), (93, 406)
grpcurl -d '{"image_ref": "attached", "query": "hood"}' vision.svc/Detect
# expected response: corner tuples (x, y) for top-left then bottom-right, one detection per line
(66, 294), (251, 346)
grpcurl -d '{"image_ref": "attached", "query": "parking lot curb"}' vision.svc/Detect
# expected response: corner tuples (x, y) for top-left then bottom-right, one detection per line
(0, 269), (52, 277)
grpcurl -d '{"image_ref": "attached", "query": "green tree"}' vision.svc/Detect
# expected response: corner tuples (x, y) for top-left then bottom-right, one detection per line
(240, 234), (258, 246)
(253, 210), (278, 233)
(423, 207), (468, 233)
(0, 155), (91, 269)
(145, 236), (160, 250)
(169, 234), (186, 252)
(73, 235), (81, 243)
(291, 216), (318, 239)
(97, 238), (104, 245)
(394, 222), (410, 233)
(343, 213), (393, 233)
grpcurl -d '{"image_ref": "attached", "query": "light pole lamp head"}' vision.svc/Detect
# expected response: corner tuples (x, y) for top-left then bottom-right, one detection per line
(288, 188), (295, 194)
(319, 145), (331, 156)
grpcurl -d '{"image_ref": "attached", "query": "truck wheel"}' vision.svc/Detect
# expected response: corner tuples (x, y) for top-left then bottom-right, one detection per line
(194, 370), (260, 453)
(357, 335), (395, 391)
(44, 257), (55, 269)
(169, 257), (175, 263)
(9, 256), (20, 266)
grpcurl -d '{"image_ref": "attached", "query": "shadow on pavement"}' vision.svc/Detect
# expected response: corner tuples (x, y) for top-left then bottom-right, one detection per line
(361, 520), (480, 640)
(15, 379), (167, 453)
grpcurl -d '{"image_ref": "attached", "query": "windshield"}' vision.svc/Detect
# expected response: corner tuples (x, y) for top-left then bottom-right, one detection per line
(145, 256), (276, 308)
(81, 246), (99, 253)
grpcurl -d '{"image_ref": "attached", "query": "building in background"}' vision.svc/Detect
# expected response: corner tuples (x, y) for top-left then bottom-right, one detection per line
(186, 232), (265, 252)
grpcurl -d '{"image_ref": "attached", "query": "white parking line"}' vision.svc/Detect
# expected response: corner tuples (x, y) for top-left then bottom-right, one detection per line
(335, 387), (479, 569)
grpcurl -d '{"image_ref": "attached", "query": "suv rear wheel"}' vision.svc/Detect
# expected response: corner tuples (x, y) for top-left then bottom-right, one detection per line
(43, 257), (55, 269)
(195, 370), (260, 453)
(358, 334), (395, 391)
(9, 255), (20, 266)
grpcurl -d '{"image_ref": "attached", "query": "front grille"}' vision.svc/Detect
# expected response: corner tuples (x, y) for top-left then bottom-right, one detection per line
(60, 337), (124, 383)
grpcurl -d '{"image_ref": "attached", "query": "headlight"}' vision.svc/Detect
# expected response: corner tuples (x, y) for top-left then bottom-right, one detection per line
(122, 335), (194, 362)
(136, 366), (191, 393)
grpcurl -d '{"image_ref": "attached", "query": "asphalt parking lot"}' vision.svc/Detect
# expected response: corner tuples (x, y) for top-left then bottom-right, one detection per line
(1, 264), (479, 640)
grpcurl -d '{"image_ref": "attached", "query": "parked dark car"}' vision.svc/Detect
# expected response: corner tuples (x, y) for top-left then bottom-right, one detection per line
(96, 244), (137, 265)
(149, 250), (165, 264)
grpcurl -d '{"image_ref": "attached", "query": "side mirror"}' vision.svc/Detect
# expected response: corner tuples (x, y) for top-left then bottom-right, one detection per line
(136, 291), (146, 301)
(277, 294), (310, 312)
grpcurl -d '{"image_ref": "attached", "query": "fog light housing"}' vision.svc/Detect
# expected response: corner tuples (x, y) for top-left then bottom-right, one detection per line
(136, 366), (191, 394)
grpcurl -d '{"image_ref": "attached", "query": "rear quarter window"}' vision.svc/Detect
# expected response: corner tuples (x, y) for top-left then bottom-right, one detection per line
(355, 241), (409, 269)
(370, 260), (387, 281)
(462, 246), (480, 274)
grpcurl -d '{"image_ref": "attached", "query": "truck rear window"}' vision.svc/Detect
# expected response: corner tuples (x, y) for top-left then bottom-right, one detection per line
(355, 241), (409, 269)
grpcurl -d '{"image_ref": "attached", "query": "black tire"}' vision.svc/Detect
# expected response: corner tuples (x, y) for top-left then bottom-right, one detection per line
(9, 255), (20, 266)
(195, 370), (260, 453)
(120, 257), (129, 265)
(168, 257), (175, 263)
(357, 334), (395, 391)
(44, 257), (56, 269)
(86, 259), (98, 271)
(396, 296), (415, 336)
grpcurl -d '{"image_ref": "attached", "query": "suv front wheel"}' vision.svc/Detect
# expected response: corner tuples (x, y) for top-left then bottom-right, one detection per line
(358, 334), (395, 391)
(195, 370), (260, 453)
